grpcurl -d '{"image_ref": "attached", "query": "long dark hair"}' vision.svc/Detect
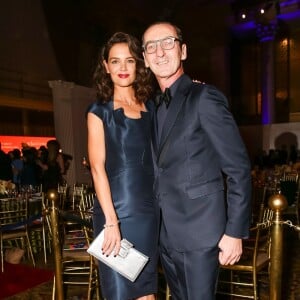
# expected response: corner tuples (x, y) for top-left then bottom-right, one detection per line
(93, 32), (153, 104)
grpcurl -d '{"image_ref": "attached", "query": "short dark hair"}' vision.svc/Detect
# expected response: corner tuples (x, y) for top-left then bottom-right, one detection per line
(142, 22), (183, 45)
(12, 148), (21, 159)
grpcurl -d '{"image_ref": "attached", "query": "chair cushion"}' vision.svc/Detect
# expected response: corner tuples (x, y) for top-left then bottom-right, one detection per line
(4, 247), (25, 264)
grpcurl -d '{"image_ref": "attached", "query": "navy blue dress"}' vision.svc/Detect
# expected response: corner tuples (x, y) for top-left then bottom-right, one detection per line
(87, 101), (159, 300)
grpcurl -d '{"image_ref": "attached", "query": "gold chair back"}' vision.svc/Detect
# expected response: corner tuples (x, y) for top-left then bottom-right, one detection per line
(217, 207), (274, 300)
(52, 190), (100, 300)
(0, 196), (35, 272)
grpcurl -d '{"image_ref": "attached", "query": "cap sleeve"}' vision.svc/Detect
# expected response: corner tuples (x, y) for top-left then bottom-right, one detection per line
(86, 101), (110, 121)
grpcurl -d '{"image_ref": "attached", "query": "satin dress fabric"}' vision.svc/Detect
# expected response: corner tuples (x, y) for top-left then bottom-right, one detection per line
(87, 101), (158, 300)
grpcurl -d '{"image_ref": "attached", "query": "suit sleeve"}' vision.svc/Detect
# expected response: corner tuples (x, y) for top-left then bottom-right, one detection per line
(198, 84), (252, 239)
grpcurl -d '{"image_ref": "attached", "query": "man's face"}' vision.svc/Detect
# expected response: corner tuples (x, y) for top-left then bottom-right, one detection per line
(143, 23), (187, 83)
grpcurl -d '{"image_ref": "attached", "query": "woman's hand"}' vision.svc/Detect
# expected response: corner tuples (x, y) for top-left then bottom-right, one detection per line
(102, 224), (121, 257)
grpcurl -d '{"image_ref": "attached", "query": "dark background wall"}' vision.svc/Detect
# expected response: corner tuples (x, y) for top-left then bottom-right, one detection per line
(0, 0), (234, 93)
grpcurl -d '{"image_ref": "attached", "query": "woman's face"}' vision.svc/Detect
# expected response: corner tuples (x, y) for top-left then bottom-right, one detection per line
(104, 43), (137, 88)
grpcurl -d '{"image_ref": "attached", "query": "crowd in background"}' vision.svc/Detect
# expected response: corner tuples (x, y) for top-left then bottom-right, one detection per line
(1, 139), (299, 193)
(251, 144), (300, 202)
(0, 139), (72, 192)
(253, 144), (299, 170)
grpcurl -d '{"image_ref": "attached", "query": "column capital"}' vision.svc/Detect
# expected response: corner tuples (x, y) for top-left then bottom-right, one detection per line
(48, 80), (75, 102)
(48, 80), (75, 90)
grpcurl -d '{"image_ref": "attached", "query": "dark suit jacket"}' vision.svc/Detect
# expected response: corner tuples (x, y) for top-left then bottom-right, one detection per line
(152, 74), (252, 252)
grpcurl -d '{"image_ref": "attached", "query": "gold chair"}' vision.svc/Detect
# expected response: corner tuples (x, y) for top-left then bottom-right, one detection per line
(251, 184), (267, 225)
(28, 191), (52, 264)
(281, 172), (300, 230)
(282, 171), (299, 182)
(60, 184), (86, 236)
(58, 183), (69, 210)
(158, 264), (171, 300)
(69, 183), (86, 211)
(0, 196), (36, 272)
(217, 208), (274, 300)
(166, 284), (171, 300)
(294, 187), (300, 225)
(280, 172), (299, 205)
(53, 190), (100, 300)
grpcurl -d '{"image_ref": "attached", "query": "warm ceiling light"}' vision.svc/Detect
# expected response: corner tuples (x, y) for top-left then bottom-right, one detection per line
(281, 39), (288, 47)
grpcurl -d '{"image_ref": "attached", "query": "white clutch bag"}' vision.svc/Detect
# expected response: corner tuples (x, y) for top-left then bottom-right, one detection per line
(87, 229), (149, 282)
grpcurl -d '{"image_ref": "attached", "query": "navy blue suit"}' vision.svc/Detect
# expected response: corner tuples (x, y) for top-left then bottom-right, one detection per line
(152, 74), (252, 299)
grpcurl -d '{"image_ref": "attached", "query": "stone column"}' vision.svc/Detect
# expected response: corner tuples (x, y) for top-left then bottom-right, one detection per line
(49, 80), (96, 186)
(256, 21), (278, 124)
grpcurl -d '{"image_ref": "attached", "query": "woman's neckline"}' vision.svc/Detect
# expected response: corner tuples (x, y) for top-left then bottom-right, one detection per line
(112, 100), (148, 120)
(113, 107), (148, 120)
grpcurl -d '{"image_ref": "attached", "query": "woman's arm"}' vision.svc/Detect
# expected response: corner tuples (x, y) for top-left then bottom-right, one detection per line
(87, 112), (121, 256)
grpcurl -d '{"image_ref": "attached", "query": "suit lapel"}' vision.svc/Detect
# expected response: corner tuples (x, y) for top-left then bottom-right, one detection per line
(152, 112), (159, 155)
(157, 75), (193, 161)
(147, 97), (159, 155)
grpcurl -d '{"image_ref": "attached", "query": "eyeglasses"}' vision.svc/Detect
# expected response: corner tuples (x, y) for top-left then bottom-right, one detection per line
(143, 36), (181, 54)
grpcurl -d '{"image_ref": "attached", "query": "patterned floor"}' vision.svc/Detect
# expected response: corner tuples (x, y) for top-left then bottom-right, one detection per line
(5, 225), (300, 299)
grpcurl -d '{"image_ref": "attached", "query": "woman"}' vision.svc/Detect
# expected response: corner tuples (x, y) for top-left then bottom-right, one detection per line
(38, 139), (65, 192)
(86, 32), (158, 300)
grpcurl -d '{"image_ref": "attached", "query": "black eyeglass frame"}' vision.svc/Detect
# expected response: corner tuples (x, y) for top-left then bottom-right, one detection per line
(143, 36), (182, 54)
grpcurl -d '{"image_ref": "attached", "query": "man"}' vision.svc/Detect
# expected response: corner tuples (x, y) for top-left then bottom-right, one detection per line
(0, 142), (13, 181)
(142, 22), (252, 299)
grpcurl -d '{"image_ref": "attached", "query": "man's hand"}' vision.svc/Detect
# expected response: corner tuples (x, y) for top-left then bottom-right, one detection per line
(218, 234), (242, 265)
